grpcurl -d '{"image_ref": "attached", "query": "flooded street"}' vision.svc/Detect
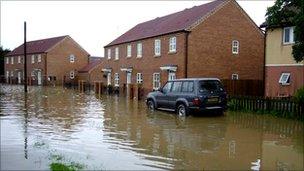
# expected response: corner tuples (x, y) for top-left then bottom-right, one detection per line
(0, 85), (303, 170)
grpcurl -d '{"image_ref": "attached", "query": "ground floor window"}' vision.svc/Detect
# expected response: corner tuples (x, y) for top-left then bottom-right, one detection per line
(114, 73), (119, 87)
(153, 73), (161, 90)
(107, 73), (111, 85)
(279, 73), (290, 85)
(232, 74), (239, 80)
(137, 73), (143, 84)
(70, 70), (75, 79)
(6, 71), (9, 78)
(10, 71), (14, 77)
(168, 71), (176, 81)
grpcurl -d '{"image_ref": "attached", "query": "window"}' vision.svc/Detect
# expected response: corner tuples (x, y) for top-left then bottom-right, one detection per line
(11, 57), (14, 64)
(181, 81), (194, 92)
(199, 80), (224, 92)
(137, 73), (143, 84)
(37, 54), (41, 63)
(137, 43), (142, 58)
(10, 71), (14, 77)
(232, 74), (239, 80)
(31, 55), (35, 63)
(18, 56), (21, 64)
(107, 73), (111, 85)
(6, 71), (9, 78)
(169, 37), (176, 52)
(6, 57), (9, 64)
(154, 39), (161, 56)
(171, 81), (182, 92)
(107, 49), (111, 59)
(70, 70), (75, 79)
(153, 73), (160, 90)
(127, 45), (132, 57)
(162, 82), (173, 94)
(283, 27), (295, 44)
(114, 73), (119, 87)
(115, 47), (119, 60)
(279, 73), (290, 85)
(70, 54), (75, 63)
(232, 40), (239, 54)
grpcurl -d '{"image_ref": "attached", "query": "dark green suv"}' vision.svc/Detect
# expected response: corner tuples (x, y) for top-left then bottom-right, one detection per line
(146, 78), (227, 116)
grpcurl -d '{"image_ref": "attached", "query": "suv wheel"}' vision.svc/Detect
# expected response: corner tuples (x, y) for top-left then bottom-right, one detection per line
(147, 100), (155, 111)
(177, 104), (188, 117)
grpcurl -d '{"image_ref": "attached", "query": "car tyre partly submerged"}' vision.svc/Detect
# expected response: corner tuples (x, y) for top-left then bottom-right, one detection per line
(177, 104), (189, 117)
(147, 100), (155, 111)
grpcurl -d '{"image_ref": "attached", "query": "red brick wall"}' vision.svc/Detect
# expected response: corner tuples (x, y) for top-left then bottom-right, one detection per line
(187, 1), (264, 80)
(265, 66), (304, 97)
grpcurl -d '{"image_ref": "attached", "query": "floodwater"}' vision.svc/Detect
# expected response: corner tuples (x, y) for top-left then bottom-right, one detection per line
(0, 85), (303, 170)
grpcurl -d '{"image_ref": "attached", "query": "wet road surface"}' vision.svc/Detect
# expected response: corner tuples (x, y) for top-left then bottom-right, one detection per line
(0, 85), (303, 170)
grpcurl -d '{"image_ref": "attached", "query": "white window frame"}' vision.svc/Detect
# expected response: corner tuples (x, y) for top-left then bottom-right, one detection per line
(153, 73), (161, 90)
(137, 43), (142, 58)
(168, 71), (176, 81)
(232, 74), (239, 80)
(18, 56), (21, 64)
(107, 49), (111, 59)
(154, 39), (161, 56)
(283, 27), (295, 44)
(127, 44), (132, 58)
(279, 73), (290, 85)
(232, 40), (239, 54)
(37, 54), (42, 63)
(169, 37), (176, 53)
(6, 57), (9, 64)
(31, 55), (35, 64)
(137, 73), (143, 84)
(115, 47), (119, 60)
(11, 57), (14, 64)
(69, 54), (75, 63)
(70, 70), (75, 79)
(107, 73), (111, 85)
(114, 73), (119, 87)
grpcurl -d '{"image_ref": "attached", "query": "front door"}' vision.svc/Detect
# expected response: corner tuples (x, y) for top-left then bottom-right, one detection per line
(107, 73), (111, 85)
(168, 71), (176, 81)
(37, 71), (42, 85)
(17, 71), (21, 84)
(127, 72), (132, 84)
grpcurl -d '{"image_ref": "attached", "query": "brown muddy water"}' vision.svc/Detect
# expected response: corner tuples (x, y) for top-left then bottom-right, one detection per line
(0, 85), (303, 170)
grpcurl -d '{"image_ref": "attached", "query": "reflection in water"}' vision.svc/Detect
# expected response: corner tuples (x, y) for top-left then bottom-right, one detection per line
(0, 85), (303, 170)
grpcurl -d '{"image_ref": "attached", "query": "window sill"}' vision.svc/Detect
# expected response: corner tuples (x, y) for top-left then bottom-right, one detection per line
(114, 59), (119, 61)
(283, 42), (295, 46)
(280, 83), (290, 86)
(168, 51), (176, 54)
(154, 55), (161, 57)
(136, 56), (142, 59)
(232, 53), (239, 55)
(126, 56), (131, 58)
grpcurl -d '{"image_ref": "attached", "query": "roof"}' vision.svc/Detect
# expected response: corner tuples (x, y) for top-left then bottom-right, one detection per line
(173, 78), (221, 81)
(78, 60), (102, 73)
(6, 35), (68, 56)
(105, 0), (226, 47)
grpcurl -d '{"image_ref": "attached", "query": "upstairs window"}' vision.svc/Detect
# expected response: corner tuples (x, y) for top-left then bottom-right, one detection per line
(18, 56), (21, 64)
(115, 47), (119, 60)
(283, 27), (295, 44)
(154, 39), (161, 56)
(70, 54), (75, 63)
(169, 37), (176, 53)
(37, 54), (42, 63)
(232, 74), (239, 80)
(114, 73), (119, 87)
(107, 49), (111, 59)
(6, 57), (9, 64)
(152, 73), (160, 90)
(70, 70), (75, 79)
(31, 55), (35, 64)
(137, 43), (142, 58)
(127, 44), (132, 58)
(11, 57), (14, 64)
(137, 73), (143, 84)
(279, 73), (290, 85)
(232, 40), (239, 54)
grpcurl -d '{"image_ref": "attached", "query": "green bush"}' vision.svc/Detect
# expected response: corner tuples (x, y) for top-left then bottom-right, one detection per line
(294, 86), (304, 103)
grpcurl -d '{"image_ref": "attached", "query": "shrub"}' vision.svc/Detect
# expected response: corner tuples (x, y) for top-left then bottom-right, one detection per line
(294, 86), (304, 103)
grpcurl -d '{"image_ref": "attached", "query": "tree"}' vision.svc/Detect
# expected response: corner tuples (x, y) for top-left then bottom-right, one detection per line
(0, 46), (11, 76)
(265, 0), (304, 62)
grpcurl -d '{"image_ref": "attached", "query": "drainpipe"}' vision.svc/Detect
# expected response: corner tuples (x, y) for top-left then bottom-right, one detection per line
(185, 31), (190, 78)
(263, 29), (267, 97)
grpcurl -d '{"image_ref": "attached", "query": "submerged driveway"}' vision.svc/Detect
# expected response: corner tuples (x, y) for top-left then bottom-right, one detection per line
(0, 85), (303, 170)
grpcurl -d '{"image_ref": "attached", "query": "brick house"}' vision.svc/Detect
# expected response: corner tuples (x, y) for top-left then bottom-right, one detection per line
(261, 23), (304, 97)
(93, 0), (264, 95)
(4, 35), (90, 85)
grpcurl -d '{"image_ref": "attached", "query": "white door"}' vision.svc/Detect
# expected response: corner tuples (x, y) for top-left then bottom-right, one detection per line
(37, 71), (42, 85)
(17, 72), (21, 84)
(107, 73), (111, 85)
(127, 72), (132, 84)
(168, 72), (176, 81)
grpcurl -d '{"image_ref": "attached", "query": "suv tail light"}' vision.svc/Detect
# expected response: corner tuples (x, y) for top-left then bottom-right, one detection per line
(193, 98), (201, 106)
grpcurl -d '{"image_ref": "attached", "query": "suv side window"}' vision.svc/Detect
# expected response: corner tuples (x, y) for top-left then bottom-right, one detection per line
(181, 81), (194, 92)
(162, 82), (172, 94)
(171, 81), (182, 93)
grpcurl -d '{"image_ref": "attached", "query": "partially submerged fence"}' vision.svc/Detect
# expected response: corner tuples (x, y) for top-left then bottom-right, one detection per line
(229, 96), (304, 121)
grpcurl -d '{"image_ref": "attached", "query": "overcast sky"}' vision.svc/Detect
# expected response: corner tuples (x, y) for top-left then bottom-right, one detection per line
(1, 0), (274, 57)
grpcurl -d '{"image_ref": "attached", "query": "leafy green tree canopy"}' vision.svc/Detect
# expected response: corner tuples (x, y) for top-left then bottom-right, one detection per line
(265, 0), (304, 62)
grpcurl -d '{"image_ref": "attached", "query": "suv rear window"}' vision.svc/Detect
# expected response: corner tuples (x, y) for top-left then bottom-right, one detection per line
(199, 80), (223, 92)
